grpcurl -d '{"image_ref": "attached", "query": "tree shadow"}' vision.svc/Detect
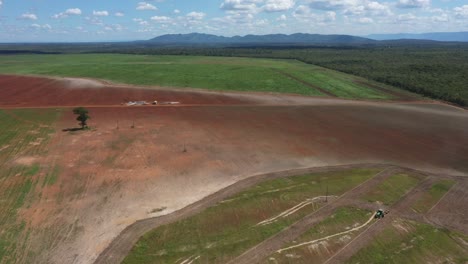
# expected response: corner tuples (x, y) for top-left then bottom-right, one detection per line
(62, 127), (83, 132)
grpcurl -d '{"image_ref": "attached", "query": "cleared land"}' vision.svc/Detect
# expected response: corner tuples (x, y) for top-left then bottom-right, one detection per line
(0, 71), (466, 264)
(0, 54), (409, 100)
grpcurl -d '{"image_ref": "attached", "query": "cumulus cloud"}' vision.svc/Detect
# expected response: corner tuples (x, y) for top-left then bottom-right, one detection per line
(293, 5), (336, 23)
(52, 8), (82, 19)
(344, 1), (392, 17)
(307, 0), (359, 11)
(115, 12), (125, 17)
(397, 0), (430, 9)
(263, 0), (295, 12)
(20, 13), (38, 20)
(65, 8), (82, 15)
(358, 17), (373, 23)
(432, 13), (448, 22)
(454, 5), (468, 19)
(277, 14), (287, 21)
(31, 23), (52, 30)
(150, 16), (171, 23)
(174, 9), (181, 14)
(397, 13), (417, 21)
(136, 2), (157, 11)
(93, 10), (109, 16)
(220, 0), (262, 12)
(187, 12), (206, 20)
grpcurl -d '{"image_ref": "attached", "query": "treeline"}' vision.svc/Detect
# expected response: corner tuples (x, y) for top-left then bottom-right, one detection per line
(102, 45), (468, 106)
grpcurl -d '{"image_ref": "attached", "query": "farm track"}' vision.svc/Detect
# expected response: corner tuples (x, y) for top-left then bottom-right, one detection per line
(353, 80), (417, 101)
(273, 70), (337, 97)
(95, 164), (464, 264)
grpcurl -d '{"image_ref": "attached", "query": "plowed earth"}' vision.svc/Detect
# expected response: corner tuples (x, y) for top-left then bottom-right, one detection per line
(0, 75), (467, 264)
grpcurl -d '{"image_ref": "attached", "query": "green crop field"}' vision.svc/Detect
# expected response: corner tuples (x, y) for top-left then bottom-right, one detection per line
(412, 179), (455, 213)
(0, 109), (61, 263)
(362, 173), (420, 205)
(122, 168), (380, 264)
(268, 207), (372, 264)
(0, 54), (394, 99)
(347, 219), (468, 264)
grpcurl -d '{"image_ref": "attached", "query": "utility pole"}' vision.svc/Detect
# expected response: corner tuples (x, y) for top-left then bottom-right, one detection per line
(325, 180), (328, 203)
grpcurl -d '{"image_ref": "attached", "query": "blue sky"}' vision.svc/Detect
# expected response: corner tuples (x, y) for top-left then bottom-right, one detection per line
(0, 0), (467, 42)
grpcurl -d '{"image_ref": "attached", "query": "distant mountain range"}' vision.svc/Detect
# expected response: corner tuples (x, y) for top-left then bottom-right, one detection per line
(367, 32), (468, 42)
(148, 33), (375, 44)
(146, 32), (468, 45)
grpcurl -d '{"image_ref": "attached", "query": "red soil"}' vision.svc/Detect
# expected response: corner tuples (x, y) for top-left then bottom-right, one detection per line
(0, 75), (252, 107)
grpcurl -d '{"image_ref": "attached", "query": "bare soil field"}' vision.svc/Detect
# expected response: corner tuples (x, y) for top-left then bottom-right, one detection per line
(0, 75), (467, 264)
(0, 75), (253, 107)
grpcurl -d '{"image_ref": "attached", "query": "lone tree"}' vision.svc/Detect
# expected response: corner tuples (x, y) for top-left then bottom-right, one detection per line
(73, 107), (90, 129)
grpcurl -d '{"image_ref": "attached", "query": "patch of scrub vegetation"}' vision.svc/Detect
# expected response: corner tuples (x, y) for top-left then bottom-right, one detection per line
(123, 168), (380, 264)
(268, 207), (372, 264)
(347, 219), (468, 264)
(0, 108), (61, 263)
(0, 54), (392, 99)
(362, 173), (420, 205)
(412, 179), (455, 213)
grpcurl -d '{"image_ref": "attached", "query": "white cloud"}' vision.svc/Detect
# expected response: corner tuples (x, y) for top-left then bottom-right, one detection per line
(263, 0), (295, 12)
(136, 2), (157, 11)
(31, 23), (52, 30)
(66, 8), (82, 15)
(220, 0), (262, 12)
(133, 18), (144, 22)
(20, 13), (38, 20)
(277, 14), (287, 21)
(93, 10), (109, 17)
(115, 12), (125, 17)
(397, 0), (430, 9)
(397, 13), (417, 21)
(52, 8), (82, 19)
(187, 12), (206, 20)
(358, 17), (373, 23)
(174, 9), (181, 14)
(307, 0), (360, 11)
(454, 5), (468, 19)
(293, 5), (336, 23)
(432, 13), (448, 22)
(344, 1), (392, 17)
(150, 16), (171, 23)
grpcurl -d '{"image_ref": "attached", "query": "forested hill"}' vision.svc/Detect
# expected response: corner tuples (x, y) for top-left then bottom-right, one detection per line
(148, 33), (376, 44)
(368, 32), (468, 42)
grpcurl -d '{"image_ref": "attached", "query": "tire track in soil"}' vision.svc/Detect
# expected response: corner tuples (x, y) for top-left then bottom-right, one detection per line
(273, 70), (337, 97)
(323, 176), (438, 264)
(353, 80), (417, 101)
(93, 163), (388, 264)
(227, 166), (399, 264)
